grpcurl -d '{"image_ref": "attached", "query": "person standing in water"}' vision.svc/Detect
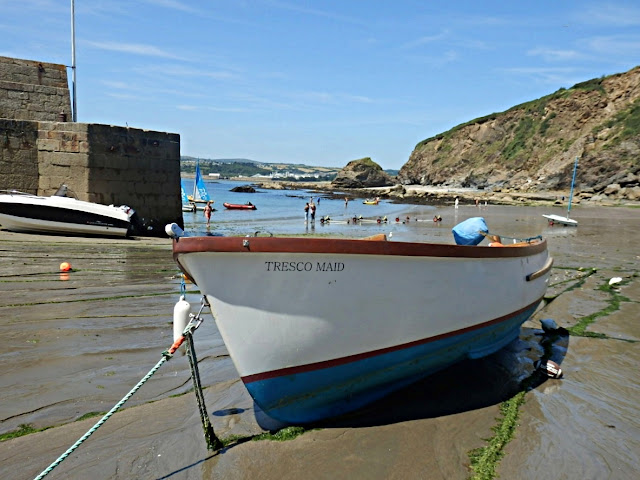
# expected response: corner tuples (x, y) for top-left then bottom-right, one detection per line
(310, 202), (316, 221)
(204, 200), (214, 226)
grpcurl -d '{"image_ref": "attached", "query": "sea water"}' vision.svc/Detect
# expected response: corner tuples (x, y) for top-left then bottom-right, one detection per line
(181, 178), (418, 238)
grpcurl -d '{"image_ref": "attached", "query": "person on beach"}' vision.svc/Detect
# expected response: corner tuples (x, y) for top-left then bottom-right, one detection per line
(345, 197), (349, 206)
(304, 202), (309, 222)
(204, 201), (213, 226)
(455, 197), (459, 209)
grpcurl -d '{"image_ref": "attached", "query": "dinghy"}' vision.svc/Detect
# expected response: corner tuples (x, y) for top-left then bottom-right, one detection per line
(186, 161), (212, 209)
(543, 156), (579, 226)
(223, 202), (256, 210)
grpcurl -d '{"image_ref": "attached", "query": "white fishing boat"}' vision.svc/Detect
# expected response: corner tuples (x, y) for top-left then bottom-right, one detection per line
(0, 185), (134, 237)
(169, 223), (553, 424)
(543, 156), (579, 226)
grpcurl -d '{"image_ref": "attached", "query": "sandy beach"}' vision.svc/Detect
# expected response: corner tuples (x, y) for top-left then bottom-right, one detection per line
(0, 203), (639, 480)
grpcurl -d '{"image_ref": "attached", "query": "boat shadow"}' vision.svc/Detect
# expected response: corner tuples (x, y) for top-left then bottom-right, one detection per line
(155, 327), (569, 479)
(310, 326), (570, 429)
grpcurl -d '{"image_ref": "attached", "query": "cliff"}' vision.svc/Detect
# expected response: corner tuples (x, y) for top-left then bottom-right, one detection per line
(398, 66), (640, 201)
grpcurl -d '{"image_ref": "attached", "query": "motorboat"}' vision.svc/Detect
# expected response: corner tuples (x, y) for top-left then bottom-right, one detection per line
(0, 185), (135, 237)
(169, 223), (553, 423)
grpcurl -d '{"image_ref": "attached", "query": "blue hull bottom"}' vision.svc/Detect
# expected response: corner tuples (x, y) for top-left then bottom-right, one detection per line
(245, 303), (539, 424)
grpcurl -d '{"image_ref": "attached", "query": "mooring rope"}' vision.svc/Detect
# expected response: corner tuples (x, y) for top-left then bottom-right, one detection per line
(185, 296), (222, 450)
(33, 311), (202, 480)
(33, 355), (170, 480)
(186, 330), (223, 451)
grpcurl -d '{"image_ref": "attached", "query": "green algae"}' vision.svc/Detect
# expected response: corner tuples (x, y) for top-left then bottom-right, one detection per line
(467, 270), (637, 478)
(567, 275), (635, 340)
(468, 391), (526, 480)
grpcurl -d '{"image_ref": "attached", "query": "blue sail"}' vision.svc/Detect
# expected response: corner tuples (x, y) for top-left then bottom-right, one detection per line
(194, 163), (211, 202)
(180, 180), (190, 205)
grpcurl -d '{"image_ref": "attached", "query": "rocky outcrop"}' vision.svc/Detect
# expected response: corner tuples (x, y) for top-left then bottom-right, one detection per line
(230, 185), (256, 193)
(397, 66), (640, 201)
(331, 157), (394, 188)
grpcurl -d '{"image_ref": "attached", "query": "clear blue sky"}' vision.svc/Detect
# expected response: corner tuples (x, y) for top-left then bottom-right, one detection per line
(2, 1), (639, 170)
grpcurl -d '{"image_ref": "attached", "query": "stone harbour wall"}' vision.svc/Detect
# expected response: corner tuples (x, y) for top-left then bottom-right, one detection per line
(0, 119), (40, 192)
(0, 56), (71, 122)
(34, 122), (183, 234)
(86, 124), (182, 234)
(0, 56), (183, 235)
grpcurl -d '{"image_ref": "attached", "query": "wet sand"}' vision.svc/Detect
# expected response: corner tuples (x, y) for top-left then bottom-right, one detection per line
(1, 204), (639, 479)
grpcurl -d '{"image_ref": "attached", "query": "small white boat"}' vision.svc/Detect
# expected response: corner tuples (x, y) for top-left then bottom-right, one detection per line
(541, 214), (578, 227)
(0, 185), (134, 237)
(182, 161), (213, 213)
(543, 156), (579, 227)
(170, 225), (553, 423)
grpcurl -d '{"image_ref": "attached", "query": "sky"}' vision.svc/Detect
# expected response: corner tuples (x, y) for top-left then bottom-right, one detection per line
(2, 1), (639, 170)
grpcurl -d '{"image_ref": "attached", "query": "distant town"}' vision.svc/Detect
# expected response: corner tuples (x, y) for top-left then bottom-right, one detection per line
(180, 156), (398, 182)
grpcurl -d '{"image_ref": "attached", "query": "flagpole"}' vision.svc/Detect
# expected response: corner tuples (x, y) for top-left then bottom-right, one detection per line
(71, 0), (77, 122)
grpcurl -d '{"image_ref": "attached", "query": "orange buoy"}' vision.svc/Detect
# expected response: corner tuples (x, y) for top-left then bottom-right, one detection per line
(59, 262), (72, 272)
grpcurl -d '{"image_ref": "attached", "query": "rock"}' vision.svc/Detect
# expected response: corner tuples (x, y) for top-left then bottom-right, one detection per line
(331, 157), (395, 188)
(626, 186), (640, 200)
(230, 185), (256, 193)
(604, 183), (621, 196)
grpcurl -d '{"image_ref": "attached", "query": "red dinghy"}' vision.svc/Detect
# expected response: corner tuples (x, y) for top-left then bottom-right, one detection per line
(223, 202), (257, 210)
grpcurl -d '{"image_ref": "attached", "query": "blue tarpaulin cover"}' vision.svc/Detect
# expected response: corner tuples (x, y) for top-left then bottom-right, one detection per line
(452, 217), (489, 245)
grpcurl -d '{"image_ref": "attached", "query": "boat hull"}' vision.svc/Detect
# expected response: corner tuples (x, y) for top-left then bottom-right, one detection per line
(223, 203), (256, 210)
(0, 193), (132, 237)
(173, 236), (552, 423)
(542, 214), (578, 227)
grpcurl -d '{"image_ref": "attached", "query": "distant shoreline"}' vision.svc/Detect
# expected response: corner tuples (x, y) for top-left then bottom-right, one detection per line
(182, 176), (639, 207)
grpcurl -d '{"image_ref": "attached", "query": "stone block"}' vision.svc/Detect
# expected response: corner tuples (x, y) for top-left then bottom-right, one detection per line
(37, 138), (60, 151)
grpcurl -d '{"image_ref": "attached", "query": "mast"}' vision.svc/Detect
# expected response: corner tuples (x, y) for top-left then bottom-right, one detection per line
(567, 156), (578, 218)
(193, 159), (199, 200)
(70, 0), (77, 122)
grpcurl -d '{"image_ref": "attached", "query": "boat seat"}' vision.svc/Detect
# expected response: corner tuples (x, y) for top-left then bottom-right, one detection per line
(361, 233), (387, 241)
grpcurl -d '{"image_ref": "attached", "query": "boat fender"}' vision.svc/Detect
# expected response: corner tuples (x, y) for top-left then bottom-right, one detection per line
(165, 223), (185, 238)
(173, 295), (191, 343)
(488, 242), (503, 247)
(534, 359), (563, 379)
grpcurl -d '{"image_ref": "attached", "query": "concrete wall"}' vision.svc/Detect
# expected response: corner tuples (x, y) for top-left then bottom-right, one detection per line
(0, 56), (183, 236)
